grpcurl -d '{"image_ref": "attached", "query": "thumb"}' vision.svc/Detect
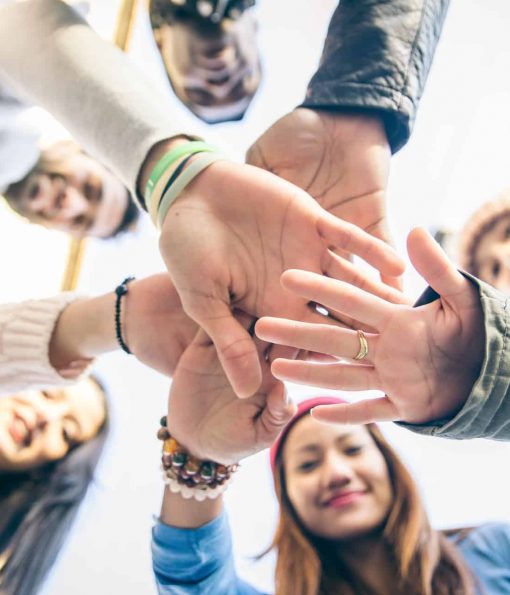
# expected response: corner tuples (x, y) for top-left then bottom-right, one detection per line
(260, 383), (297, 439)
(407, 227), (476, 308)
(185, 298), (262, 399)
(245, 140), (266, 169)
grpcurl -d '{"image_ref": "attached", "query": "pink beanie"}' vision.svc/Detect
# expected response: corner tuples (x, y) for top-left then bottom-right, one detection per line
(269, 396), (348, 473)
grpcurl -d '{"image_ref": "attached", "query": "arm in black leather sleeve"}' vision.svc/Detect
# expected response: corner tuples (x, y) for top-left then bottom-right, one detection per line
(301, 0), (450, 153)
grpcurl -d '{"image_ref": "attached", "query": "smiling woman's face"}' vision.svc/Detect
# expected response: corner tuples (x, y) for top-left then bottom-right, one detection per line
(0, 379), (106, 472)
(283, 417), (393, 541)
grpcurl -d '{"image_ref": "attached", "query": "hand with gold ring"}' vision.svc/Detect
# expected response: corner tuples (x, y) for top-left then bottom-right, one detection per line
(255, 227), (485, 426)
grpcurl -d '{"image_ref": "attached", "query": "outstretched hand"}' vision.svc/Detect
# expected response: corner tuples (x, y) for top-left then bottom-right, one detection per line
(159, 160), (404, 399)
(256, 228), (485, 426)
(246, 108), (395, 280)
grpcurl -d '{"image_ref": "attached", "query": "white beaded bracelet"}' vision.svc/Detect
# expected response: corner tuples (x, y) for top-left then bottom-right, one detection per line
(161, 467), (232, 501)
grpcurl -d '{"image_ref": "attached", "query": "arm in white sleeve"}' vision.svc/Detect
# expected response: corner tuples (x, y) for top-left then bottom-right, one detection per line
(0, 0), (201, 203)
(0, 293), (86, 395)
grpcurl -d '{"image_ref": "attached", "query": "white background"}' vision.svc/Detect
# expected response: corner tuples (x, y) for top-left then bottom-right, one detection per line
(1, 0), (510, 593)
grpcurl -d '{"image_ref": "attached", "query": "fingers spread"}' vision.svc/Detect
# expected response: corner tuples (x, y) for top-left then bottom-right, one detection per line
(311, 396), (399, 424)
(256, 317), (375, 363)
(318, 214), (405, 277)
(280, 269), (393, 331)
(267, 343), (300, 364)
(380, 273), (403, 292)
(270, 358), (376, 391)
(322, 250), (409, 305)
(407, 228), (475, 308)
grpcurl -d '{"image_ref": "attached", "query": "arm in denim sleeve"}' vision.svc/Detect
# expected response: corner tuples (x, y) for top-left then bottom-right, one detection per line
(399, 276), (510, 440)
(456, 523), (510, 589)
(152, 509), (265, 595)
(301, 0), (450, 152)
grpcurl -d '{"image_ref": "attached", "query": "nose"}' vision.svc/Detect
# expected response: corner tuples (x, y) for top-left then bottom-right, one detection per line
(59, 186), (89, 218)
(35, 402), (68, 429)
(320, 453), (355, 489)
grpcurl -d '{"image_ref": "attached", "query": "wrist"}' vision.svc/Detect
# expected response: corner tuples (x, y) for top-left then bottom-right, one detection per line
(49, 293), (117, 369)
(138, 136), (198, 202)
(158, 159), (229, 239)
(158, 417), (239, 501)
(161, 487), (223, 529)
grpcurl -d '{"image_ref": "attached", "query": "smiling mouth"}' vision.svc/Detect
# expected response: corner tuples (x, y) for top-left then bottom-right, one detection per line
(323, 491), (367, 509)
(8, 414), (33, 447)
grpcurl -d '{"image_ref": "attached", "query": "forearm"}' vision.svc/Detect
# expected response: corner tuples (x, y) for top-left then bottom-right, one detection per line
(302, 0), (450, 152)
(49, 293), (117, 370)
(0, 0), (200, 201)
(154, 495), (234, 593)
(160, 488), (222, 529)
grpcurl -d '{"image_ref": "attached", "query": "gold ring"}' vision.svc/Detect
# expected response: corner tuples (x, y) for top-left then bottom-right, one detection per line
(353, 330), (369, 361)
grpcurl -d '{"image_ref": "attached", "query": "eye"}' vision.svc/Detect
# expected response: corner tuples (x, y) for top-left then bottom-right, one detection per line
(83, 182), (95, 200)
(297, 460), (318, 472)
(187, 87), (214, 106)
(28, 181), (40, 200)
(504, 225), (510, 240)
(62, 419), (78, 446)
(344, 445), (363, 456)
(491, 260), (501, 279)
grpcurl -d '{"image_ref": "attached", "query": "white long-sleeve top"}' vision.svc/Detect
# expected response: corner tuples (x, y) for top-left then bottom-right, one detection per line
(0, 293), (82, 395)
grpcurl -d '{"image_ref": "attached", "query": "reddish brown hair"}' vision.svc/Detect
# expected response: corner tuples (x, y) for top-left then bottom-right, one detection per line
(270, 421), (475, 595)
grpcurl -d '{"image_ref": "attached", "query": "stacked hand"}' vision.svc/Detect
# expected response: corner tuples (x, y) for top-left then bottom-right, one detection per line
(256, 229), (485, 426)
(167, 320), (296, 465)
(246, 108), (393, 266)
(50, 274), (198, 378)
(123, 274), (198, 376)
(159, 160), (404, 399)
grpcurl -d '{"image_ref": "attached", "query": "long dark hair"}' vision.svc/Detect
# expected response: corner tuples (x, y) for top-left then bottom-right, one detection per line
(0, 383), (109, 595)
(271, 422), (475, 595)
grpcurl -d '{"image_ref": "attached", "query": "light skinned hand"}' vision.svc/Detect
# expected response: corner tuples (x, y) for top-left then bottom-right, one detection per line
(246, 108), (398, 288)
(255, 228), (485, 425)
(51, 274), (198, 378)
(159, 160), (404, 399)
(123, 274), (198, 376)
(167, 321), (296, 465)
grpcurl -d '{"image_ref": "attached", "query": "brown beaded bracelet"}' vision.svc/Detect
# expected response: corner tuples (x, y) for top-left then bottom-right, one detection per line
(157, 416), (239, 493)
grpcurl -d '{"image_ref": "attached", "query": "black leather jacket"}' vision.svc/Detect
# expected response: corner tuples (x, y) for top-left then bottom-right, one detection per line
(301, 0), (450, 153)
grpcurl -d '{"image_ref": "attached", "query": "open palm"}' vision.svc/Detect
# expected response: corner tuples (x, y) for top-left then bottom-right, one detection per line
(256, 229), (485, 426)
(247, 108), (392, 247)
(160, 160), (403, 399)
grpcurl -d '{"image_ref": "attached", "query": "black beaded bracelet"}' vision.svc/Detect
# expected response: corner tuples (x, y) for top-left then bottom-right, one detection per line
(115, 276), (135, 354)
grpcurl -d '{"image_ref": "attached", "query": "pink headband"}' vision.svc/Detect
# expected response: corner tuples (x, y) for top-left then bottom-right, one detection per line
(269, 396), (348, 473)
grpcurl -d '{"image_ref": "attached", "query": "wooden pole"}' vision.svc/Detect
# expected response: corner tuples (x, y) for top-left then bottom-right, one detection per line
(60, 0), (139, 291)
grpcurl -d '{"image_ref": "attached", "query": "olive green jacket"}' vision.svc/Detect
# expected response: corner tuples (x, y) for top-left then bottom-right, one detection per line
(401, 276), (510, 440)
